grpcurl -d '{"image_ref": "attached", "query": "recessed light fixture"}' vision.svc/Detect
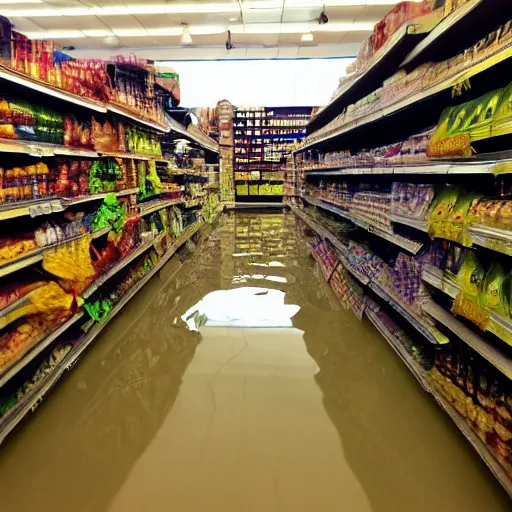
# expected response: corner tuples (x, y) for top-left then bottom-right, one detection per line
(229, 16), (238, 21)
(103, 34), (120, 46)
(180, 24), (192, 44)
(301, 33), (313, 41)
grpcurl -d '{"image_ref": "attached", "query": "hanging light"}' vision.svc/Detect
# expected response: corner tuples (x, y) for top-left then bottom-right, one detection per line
(180, 23), (192, 44)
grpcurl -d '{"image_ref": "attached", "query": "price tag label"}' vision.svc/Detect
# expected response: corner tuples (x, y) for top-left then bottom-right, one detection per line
(50, 199), (64, 212)
(28, 146), (54, 158)
(29, 202), (52, 218)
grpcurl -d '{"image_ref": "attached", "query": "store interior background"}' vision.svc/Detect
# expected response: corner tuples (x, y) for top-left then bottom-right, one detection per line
(3, 0), (512, 509)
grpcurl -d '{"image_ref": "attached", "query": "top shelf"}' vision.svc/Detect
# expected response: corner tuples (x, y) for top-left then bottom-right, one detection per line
(306, 0), (512, 141)
(297, 33), (512, 153)
(402, 0), (512, 68)
(307, 20), (432, 134)
(0, 64), (202, 136)
(166, 115), (219, 154)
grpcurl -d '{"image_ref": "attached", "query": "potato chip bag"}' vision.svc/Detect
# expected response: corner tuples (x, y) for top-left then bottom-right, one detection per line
(456, 250), (484, 301)
(479, 263), (508, 315)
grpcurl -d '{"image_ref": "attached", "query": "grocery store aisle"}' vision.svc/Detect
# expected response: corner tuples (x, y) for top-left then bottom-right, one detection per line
(0, 212), (510, 511)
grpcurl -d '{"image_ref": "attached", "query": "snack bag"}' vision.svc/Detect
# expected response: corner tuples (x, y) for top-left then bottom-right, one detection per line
(445, 192), (479, 245)
(456, 250), (484, 301)
(479, 263), (508, 315)
(430, 186), (459, 222)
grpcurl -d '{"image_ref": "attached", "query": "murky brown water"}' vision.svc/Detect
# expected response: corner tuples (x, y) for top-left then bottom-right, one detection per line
(0, 211), (510, 511)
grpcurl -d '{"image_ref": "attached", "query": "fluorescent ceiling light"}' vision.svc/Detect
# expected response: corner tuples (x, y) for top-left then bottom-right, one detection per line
(21, 21), (374, 40)
(0, 0), (42, 3)
(230, 21), (373, 34)
(22, 30), (85, 39)
(180, 24), (192, 44)
(3, 0), (420, 17)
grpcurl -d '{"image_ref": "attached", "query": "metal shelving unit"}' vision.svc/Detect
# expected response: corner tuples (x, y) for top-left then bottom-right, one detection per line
(234, 107), (311, 204)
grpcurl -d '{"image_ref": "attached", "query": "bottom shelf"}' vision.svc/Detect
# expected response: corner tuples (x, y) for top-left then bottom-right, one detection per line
(293, 206), (512, 498)
(0, 220), (206, 445)
(367, 309), (512, 497)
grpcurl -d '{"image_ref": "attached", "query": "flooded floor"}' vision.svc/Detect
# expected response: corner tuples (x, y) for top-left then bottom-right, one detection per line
(0, 211), (510, 511)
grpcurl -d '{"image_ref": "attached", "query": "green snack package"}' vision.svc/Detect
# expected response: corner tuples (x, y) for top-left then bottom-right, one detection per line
(430, 186), (460, 222)
(456, 250), (484, 301)
(479, 263), (508, 315)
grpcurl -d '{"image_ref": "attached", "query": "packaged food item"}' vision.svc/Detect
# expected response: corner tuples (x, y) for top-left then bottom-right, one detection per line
(456, 250), (484, 301)
(42, 235), (96, 294)
(0, 281), (74, 330)
(0, 236), (37, 265)
(478, 263), (508, 315)
(429, 186), (459, 222)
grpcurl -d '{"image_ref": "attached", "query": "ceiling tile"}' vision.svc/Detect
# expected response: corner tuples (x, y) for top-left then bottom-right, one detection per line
(97, 14), (145, 30)
(241, 8), (283, 24)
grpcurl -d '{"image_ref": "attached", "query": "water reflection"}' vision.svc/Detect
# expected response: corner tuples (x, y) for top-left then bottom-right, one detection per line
(0, 212), (509, 512)
(182, 287), (300, 330)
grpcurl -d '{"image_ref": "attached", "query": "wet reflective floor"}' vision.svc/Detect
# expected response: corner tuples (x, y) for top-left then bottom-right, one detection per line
(0, 212), (510, 511)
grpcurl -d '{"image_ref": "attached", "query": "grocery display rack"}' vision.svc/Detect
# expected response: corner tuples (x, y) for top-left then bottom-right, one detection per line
(0, 40), (224, 445)
(234, 107), (311, 203)
(287, 2), (512, 497)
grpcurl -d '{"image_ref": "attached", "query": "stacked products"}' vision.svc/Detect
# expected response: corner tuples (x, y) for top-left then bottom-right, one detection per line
(306, 15), (512, 145)
(291, 0), (512, 492)
(234, 107), (310, 201)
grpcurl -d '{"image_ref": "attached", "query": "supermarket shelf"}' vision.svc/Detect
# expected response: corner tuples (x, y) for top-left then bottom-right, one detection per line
(0, 138), (98, 158)
(390, 213), (429, 233)
(140, 198), (184, 216)
(467, 224), (512, 254)
(0, 65), (106, 113)
(304, 159), (506, 176)
(166, 115), (219, 153)
(298, 36), (512, 152)
(0, 296), (30, 321)
(98, 151), (166, 161)
(366, 309), (431, 391)
(82, 239), (155, 299)
(233, 202), (285, 209)
(292, 207), (362, 277)
(422, 264), (512, 352)
(367, 309), (512, 497)
(303, 195), (423, 254)
(0, 197), (65, 221)
(402, 0), (512, 68)
(0, 139), (169, 162)
(0, 188), (139, 222)
(0, 312), (84, 389)
(309, 20), (430, 133)
(422, 300), (512, 380)
(64, 188), (139, 206)
(0, 220), (206, 445)
(0, 66), (172, 134)
(370, 282), (448, 345)
(431, 389), (512, 499)
(0, 226), (110, 278)
(422, 264), (460, 299)
(309, 248), (338, 283)
(303, 195), (350, 220)
(293, 205), (446, 343)
(107, 103), (169, 133)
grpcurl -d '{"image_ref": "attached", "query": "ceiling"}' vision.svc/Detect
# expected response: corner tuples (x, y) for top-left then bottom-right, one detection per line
(6, 0), (406, 60)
